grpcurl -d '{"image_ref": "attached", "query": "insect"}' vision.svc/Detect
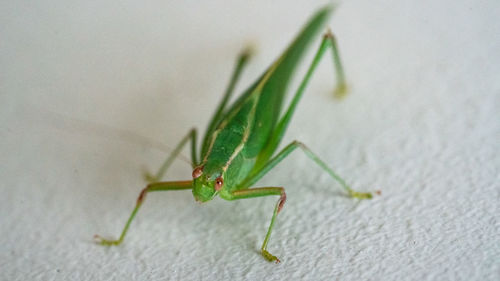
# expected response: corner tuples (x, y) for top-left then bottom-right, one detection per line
(94, 5), (374, 263)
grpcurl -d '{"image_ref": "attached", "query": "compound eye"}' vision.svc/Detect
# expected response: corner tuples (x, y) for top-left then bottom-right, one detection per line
(192, 166), (203, 179)
(214, 177), (224, 191)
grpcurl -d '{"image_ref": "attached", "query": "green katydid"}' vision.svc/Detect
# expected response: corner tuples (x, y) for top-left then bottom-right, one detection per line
(94, 5), (374, 263)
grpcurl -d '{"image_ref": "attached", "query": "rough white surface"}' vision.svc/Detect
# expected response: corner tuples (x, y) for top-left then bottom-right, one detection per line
(1, 0), (499, 280)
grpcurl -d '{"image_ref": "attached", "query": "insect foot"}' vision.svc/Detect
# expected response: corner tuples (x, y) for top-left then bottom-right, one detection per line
(262, 249), (281, 264)
(142, 170), (158, 183)
(333, 83), (349, 99)
(348, 190), (373, 199)
(93, 234), (122, 246)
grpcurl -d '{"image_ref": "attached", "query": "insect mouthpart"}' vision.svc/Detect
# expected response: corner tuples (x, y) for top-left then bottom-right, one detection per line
(192, 174), (217, 202)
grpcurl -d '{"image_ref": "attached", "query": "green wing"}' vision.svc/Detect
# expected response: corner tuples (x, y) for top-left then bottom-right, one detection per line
(200, 6), (333, 177)
(242, 6), (333, 158)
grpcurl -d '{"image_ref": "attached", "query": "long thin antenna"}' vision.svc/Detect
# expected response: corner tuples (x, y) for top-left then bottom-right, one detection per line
(41, 110), (193, 166)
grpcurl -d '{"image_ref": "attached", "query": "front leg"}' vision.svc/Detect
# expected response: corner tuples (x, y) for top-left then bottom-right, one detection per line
(94, 180), (192, 246)
(228, 187), (286, 263)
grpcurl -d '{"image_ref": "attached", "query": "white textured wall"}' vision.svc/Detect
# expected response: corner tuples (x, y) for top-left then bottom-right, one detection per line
(1, 0), (499, 280)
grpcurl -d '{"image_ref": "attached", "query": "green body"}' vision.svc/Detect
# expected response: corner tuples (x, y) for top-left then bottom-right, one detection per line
(194, 7), (331, 201)
(95, 6), (373, 263)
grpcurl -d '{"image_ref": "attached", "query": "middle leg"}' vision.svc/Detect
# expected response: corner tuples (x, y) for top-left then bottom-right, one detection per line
(143, 128), (198, 183)
(242, 141), (373, 199)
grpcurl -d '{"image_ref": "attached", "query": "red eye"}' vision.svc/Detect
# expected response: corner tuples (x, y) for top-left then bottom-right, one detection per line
(214, 177), (224, 191)
(192, 166), (203, 179)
